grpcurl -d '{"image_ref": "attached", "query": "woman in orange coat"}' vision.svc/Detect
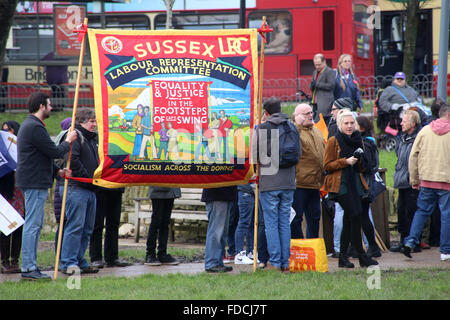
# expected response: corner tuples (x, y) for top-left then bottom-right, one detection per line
(323, 109), (378, 268)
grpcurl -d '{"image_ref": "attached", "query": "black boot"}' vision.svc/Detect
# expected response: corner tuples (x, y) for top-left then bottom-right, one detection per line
(338, 253), (355, 268)
(358, 253), (378, 267)
(367, 245), (382, 258)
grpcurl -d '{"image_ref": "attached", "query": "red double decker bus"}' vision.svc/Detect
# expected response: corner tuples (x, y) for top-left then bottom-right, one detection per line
(3, 0), (375, 108)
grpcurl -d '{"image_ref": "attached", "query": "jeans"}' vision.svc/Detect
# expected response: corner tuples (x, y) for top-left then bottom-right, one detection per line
(259, 189), (294, 269)
(333, 202), (375, 253)
(21, 188), (48, 272)
(227, 201), (238, 256)
(235, 192), (255, 254)
(291, 188), (321, 239)
(194, 141), (212, 161)
(60, 186), (97, 270)
(333, 202), (344, 253)
(90, 189), (123, 263)
(205, 201), (232, 269)
(257, 202), (269, 264)
(158, 141), (168, 160)
(405, 187), (450, 254)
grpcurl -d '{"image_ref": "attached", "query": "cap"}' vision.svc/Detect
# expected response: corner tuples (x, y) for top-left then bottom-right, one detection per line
(333, 97), (354, 110)
(394, 71), (406, 79)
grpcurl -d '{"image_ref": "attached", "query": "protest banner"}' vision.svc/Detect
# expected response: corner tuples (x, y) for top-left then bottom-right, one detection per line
(87, 29), (259, 188)
(0, 194), (24, 237)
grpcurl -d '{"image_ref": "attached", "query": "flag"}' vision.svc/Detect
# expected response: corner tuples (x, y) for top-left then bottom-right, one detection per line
(87, 28), (259, 188)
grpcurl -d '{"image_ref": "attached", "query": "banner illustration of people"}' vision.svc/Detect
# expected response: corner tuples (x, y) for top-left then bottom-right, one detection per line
(88, 29), (258, 188)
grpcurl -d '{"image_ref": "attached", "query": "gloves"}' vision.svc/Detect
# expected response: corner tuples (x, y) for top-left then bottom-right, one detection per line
(391, 103), (401, 111)
(310, 80), (316, 91)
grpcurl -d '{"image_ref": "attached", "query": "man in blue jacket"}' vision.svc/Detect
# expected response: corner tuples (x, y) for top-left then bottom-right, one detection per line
(16, 92), (77, 280)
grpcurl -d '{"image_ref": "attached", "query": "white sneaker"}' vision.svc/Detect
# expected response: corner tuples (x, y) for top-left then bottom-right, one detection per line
(234, 251), (254, 265)
(440, 253), (450, 261)
(247, 251), (260, 264)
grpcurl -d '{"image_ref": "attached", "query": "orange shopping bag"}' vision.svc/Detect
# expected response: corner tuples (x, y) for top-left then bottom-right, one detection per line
(289, 238), (328, 272)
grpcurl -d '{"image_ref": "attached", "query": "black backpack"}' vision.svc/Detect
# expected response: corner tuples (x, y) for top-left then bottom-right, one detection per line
(262, 120), (302, 168)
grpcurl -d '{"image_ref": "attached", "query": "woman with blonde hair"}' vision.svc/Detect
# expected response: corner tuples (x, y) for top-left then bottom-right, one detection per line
(334, 54), (363, 111)
(323, 109), (378, 268)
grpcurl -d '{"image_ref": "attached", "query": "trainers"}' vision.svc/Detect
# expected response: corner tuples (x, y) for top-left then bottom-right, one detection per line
(234, 251), (254, 265)
(21, 269), (51, 281)
(106, 259), (132, 267)
(158, 254), (180, 265)
(402, 244), (413, 258)
(246, 251), (260, 263)
(81, 266), (99, 274)
(420, 242), (431, 250)
(223, 255), (234, 264)
(91, 260), (104, 269)
(440, 253), (450, 261)
(205, 265), (233, 273)
(144, 255), (161, 266)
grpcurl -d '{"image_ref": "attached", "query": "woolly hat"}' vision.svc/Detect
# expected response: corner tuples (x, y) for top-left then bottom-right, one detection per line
(60, 117), (72, 130)
(333, 97), (354, 110)
(263, 96), (281, 115)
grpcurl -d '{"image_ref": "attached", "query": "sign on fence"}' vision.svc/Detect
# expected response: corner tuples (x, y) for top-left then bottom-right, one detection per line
(87, 29), (259, 188)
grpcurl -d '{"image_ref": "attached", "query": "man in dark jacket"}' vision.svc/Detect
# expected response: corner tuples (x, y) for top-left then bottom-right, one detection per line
(17, 92), (76, 280)
(202, 186), (238, 273)
(59, 108), (99, 275)
(390, 109), (422, 252)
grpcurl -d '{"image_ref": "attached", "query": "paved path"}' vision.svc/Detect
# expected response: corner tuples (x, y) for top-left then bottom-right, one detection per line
(1, 239), (448, 283)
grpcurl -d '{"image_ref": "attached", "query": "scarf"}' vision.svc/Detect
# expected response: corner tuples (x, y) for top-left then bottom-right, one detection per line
(335, 129), (363, 158)
(336, 130), (363, 216)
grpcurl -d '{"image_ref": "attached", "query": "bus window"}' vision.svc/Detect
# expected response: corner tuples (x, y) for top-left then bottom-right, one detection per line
(322, 10), (335, 51)
(353, 3), (369, 25)
(88, 15), (150, 30)
(155, 13), (239, 30)
(8, 17), (54, 61)
(248, 11), (292, 55)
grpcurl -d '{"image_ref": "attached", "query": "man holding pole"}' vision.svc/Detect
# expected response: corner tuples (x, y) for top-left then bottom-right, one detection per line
(16, 92), (77, 280)
(58, 108), (100, 275)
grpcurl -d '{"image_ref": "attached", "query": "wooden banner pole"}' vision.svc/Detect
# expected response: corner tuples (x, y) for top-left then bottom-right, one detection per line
(253, 16), (270, 272)
(53, 18), (89, 280)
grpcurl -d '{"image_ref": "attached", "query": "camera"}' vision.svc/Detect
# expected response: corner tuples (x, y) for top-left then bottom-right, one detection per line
(353, 147), (364, 159)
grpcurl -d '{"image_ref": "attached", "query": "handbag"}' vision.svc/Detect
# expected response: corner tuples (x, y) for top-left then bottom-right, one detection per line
(289, 238), (328, 272)
(372, 172), (387, 199)
(384, 124), (398, 136)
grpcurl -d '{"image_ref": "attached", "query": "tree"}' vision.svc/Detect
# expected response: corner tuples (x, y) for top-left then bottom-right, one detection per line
(390, 0), (431, 82)
(0, 0), (19, 82)
(162, 0), (175, 29)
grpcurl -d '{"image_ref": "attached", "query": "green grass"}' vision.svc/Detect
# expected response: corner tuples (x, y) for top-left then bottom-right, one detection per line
(378, 150), (397, 188)
(1, 267), (448, 300)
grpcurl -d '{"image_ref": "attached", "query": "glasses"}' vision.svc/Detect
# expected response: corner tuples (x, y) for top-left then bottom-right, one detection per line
(302, 111), (313, 116)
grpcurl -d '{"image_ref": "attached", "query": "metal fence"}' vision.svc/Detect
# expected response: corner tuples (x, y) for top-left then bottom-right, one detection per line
(0, 73), (443, 111)
(0, 83), (94, 112)
(262, 73), (438, 102)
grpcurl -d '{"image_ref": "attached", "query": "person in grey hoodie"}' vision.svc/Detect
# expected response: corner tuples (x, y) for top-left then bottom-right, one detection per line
(252, 96), (300, 272)
(390, 109), (422, 252)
